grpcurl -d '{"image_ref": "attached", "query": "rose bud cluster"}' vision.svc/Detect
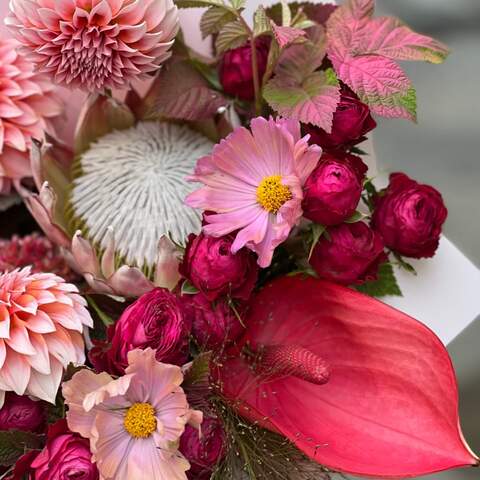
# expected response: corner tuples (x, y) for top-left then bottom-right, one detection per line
(182, 293), (245, 350)
(90, 288), (191, 375)
(303, 152), (368, 226)
(180, 233), (258, 302)
(219, 38), (270, 101)
(9, 420), (99, 480)
(310, 222), (387, 285)
(180, 416), (226, 479)
(0, 393), (46, 433)
(372, 173), (448, 258)
(305, 86), (376, 151)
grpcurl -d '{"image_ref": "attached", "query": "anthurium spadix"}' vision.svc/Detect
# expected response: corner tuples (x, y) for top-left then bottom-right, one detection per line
(216, 276), (478, 478)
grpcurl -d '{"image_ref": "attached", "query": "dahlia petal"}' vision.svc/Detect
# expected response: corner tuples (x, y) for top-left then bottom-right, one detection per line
(54, 0), (76, 19)
(37, 8), (61, 30)
(40, 303), (83, 333)
(26, 332), (51, 375)
(0, 348), (31, 395)
(27, 356), (62, 403)
(12, 293), (38, 315)
(0, 341), (6, 370)
(89, 0), (113, 26)
(43, 324), (78, 367)
(119, 22), (147, 43)
(6, 317), (36, 355)
(0, 306), (10, 339)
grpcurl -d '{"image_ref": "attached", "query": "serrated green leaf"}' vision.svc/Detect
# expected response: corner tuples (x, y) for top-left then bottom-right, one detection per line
(0, 431), (44, 466)
(355, 263), (403, 298)
(201, 7), (237, 39)
(253, 6), (271, 37)
(175, 0), (225, 8)
(216, 20), (249, 54)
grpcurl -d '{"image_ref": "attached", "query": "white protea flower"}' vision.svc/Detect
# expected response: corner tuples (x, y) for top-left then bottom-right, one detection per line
(67, 122), (214, 272)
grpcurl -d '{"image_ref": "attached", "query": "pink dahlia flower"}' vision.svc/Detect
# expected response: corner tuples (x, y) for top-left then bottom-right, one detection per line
(63, 348), (202, 480)
(186, 117), (322, 267)
(0, 267), (92, 407)
(6, 0), (180, 92)
(0, 37), (61, 193)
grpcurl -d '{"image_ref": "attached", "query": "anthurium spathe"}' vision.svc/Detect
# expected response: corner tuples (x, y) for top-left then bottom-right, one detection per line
(216, 276), (478, 478)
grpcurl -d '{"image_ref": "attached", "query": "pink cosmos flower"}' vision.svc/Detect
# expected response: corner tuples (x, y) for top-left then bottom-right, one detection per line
(63, 348), (202, 480)
(0, 37), (61, 193)
(0, 267), (92, 407)
(6, 0), (180, 92)
(186, 118), (322, 267)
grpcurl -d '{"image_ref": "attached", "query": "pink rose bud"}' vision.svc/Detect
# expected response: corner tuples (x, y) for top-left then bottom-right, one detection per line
(182, 293), (245, 350)
(305, 86), (377, 151)
(180, 417), (226, 479)
(310, 222), (387, 285)
(10, 420), (99, 480)
(180, 233), (258, 302)
(0, 393), (45, 433)
(90, 289), (191, 375)
(303, 153), (367, 226)
(371, 173), (448, 258)
(219, 38), (270, 101)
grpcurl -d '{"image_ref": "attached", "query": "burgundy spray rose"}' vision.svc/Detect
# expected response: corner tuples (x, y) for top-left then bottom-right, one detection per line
(182, 293), (245, 350)
(310, 222), (387, 285)
(180, 416), (226, 479)
(303, 153), (367, 226)
(306, 87), (376, 151)
(9, 420), (99, 480)
(371, 173), (448, 258)
(219, 38), (269, 101)
(0, 393), (45, 433)
(180, 233), (258, 302)
(90, 288), (191, 375)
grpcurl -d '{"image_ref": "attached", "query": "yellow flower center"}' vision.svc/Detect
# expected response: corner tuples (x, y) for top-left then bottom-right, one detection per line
(256, 175), (292, 213)
(123, 403), (157, 439)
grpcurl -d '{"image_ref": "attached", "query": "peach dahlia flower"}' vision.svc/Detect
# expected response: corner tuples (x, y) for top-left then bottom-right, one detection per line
(63, 348), (202, 480)
(0, 267), (92, 407)
(0, 37), (61, 193)
(6, 0), (180, 92)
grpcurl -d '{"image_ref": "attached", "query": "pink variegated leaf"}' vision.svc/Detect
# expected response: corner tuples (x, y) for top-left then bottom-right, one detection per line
(326, 0), (449, 121)
(270, 21), (306, 49)
(264, 68), (341, 131)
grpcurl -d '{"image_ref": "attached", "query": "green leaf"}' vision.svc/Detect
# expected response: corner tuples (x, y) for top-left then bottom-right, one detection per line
(253, 6), (271, 37)
(86, 295), (114, 327)
(0, 431), (44, 466)
(393, 252), (418, 275)
(200, 7), (237, 39)
(174, 0), (225, 8)
(216, 20), (249, 54)
(281, 0), (292, 26)
(345, 211), (368, 224)
(355, 262), (403, 298)
(181, 280), (200, 295)
(308, 223), (326, 260)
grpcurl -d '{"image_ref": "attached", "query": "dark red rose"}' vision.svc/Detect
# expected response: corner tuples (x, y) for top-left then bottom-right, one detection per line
(89, 288), (191, 375)
(303, 152), (367, 226)
(0, 393), (45, 432)
(371, 173), (448, 258)
(182, 293), (245, 350)
(180, 233), (258, 302)
(305, 86), (376, 151)
(219, 38), (269, 101)
(310, 222), (387, 285)
(9, 420), (99, 480)
(180, 416), (226, 479)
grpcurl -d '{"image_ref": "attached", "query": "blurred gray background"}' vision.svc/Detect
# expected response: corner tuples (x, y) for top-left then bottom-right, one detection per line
(375, 2), (480, 479)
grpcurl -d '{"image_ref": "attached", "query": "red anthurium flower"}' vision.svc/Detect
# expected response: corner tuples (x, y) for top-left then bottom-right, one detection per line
(216, 276), (478, 478)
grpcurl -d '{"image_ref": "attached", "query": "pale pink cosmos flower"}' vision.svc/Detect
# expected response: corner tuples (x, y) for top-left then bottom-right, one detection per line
(0, 267), (92, 408)
(63, 348), (202, 480)
(186, 117), (322, 267)
(6, 0), (180, 92)
(0, 37), (61, 193)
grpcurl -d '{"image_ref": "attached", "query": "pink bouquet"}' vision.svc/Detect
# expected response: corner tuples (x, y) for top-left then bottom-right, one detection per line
(0, 1), (477, 479)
